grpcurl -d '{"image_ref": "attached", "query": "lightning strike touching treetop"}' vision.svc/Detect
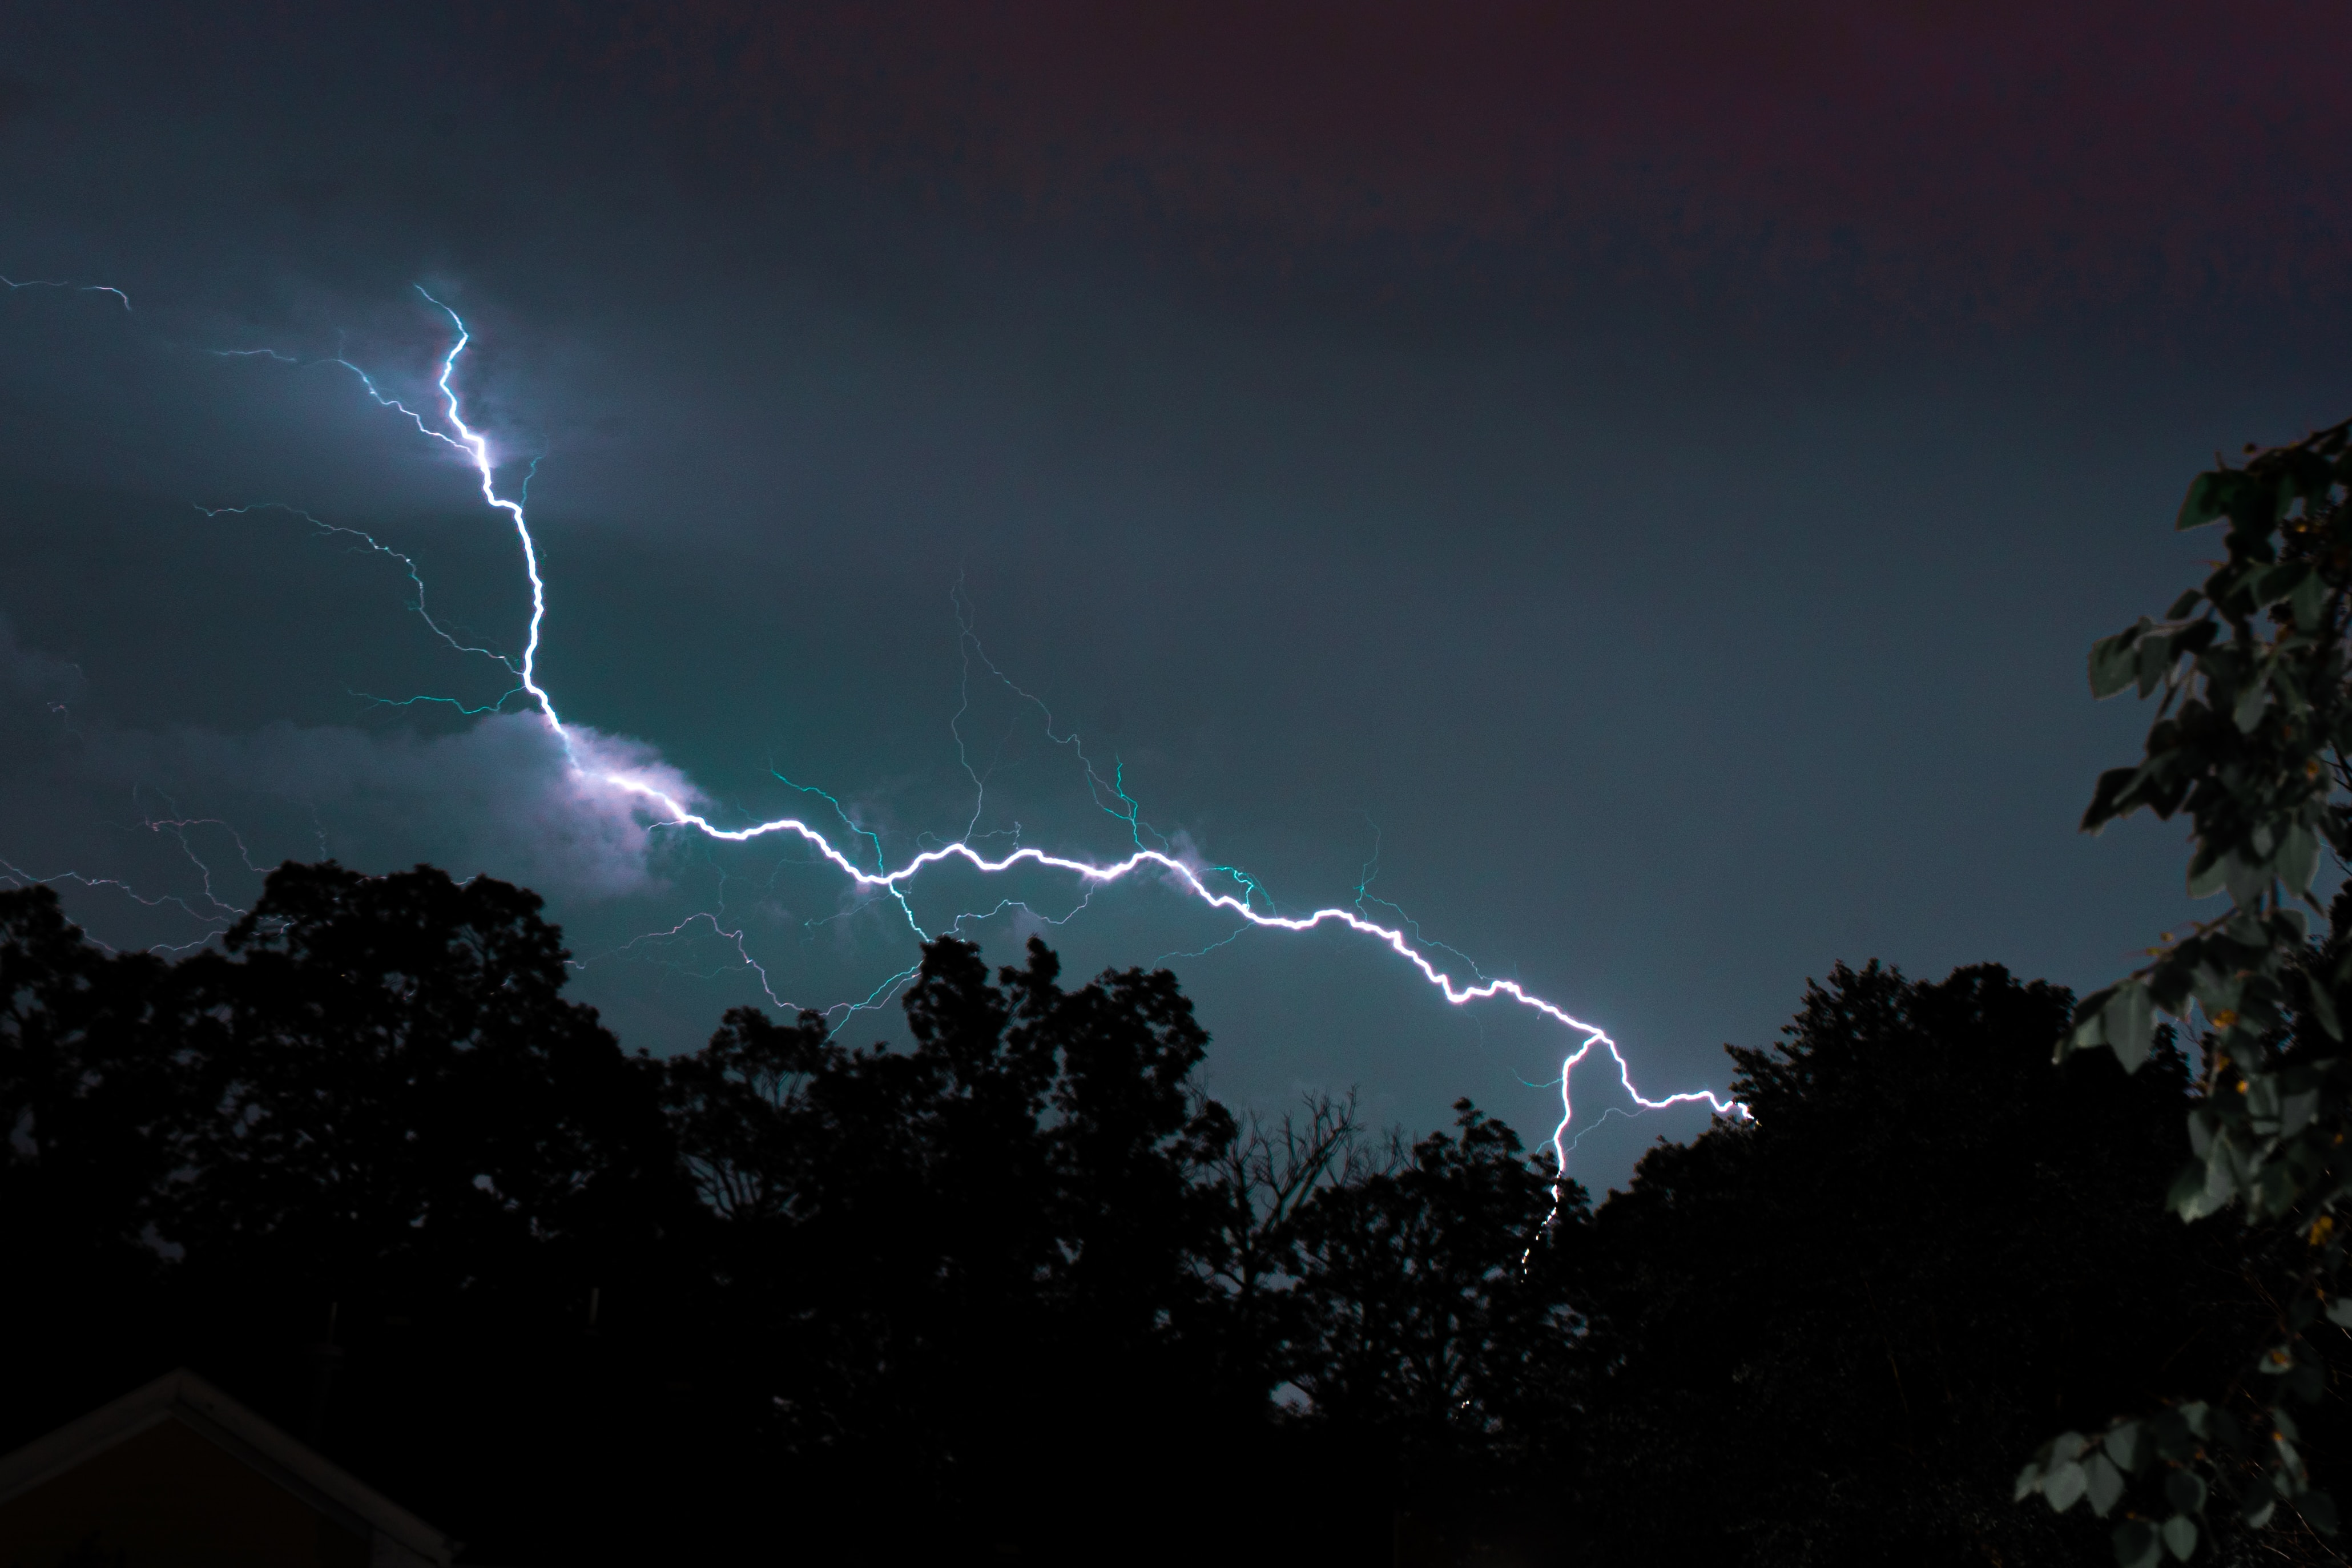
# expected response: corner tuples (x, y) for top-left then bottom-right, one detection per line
(249, 290), (1751, 1173)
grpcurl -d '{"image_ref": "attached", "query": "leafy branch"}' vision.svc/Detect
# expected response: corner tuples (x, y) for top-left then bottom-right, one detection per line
(2020, 419), (2352, 1562)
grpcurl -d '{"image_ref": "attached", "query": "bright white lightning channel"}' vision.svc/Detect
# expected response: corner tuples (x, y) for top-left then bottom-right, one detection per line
(333, 288), (1751, 1177)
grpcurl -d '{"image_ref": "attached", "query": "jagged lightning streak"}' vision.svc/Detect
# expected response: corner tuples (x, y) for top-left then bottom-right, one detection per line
(2, 805), (259, 957)
(190, 501), (525, 714)
(312, 289), (1753, 1178)
(2, 275), (131, 310)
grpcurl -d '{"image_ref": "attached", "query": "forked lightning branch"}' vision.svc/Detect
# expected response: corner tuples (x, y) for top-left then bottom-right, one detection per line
(35, 283), (1754, 1174)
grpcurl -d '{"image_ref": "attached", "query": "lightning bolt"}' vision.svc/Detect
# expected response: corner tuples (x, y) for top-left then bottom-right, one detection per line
(2, 276), (131, 310)
(229, 288), (1754, 1181)
(190, 501), (525, 714)
(1, 803), (259, 957)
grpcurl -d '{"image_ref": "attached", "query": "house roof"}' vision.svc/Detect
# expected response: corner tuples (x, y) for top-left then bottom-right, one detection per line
(0, 1367), (454, 1567)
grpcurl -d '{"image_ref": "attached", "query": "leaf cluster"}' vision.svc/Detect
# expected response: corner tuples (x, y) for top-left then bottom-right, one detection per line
(2039, 418), (2352, 1561)
(1565, 961), (2241, 1567)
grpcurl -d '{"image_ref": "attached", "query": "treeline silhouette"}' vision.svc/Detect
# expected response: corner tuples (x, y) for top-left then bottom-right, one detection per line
(0, 862), (2323, 1565)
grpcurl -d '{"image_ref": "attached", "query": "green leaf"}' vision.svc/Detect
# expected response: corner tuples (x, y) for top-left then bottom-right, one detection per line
(2326, 1296), (2352, 1328)
(2065, 987), (2115, 1061)
(2093, 622), (2150, 699)
(2113, 1519), (2162, 1568)
(2256, 560), (2310, 608)
(2281, 1091), (2321, 1139)
(2162, 1514), (2198, 1561)
(2247, 1075), (2283, 1122)
(2270, 904), (2310, 942)
(2137, 631), (2176, 698)
(2103, 983), (2156, 1072)
(2084, 765), (2144, 832)
(2265, 474), (2292, 523)
(2108, 1421), (2146, 1472)
(2235, 674), (2270, 731)
(2243, 1472), (2277, 1528)
(2166, 590), (2206, 619)
(2177, 471), (2229, 530)
(2188, 1110), (2216, 1157)
(2170, 1151), (2234, 1220)
(2302, 1489), (2339, 1535)
(2165, 1469), (2208, 1515)
(2087, 1453), (2127, 1516)
(2293, 568), (2328, 631)
(2188, 850), (2229, 900)
(2278, 822), (2321, 894)
(2046, 1459), (2089, 1511)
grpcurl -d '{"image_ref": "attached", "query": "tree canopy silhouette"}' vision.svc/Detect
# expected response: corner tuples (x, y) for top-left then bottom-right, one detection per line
(0, 860), (2311, 1565)
(163, 861), (672, 1302)
(1561, 961), (2264, 1566)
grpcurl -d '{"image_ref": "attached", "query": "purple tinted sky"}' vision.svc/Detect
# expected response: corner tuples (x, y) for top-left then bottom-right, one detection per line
(485, 1), (2352, 328)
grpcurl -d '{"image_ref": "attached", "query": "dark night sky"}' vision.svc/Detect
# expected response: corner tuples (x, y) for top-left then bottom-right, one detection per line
(3, 1), (2347, 1187)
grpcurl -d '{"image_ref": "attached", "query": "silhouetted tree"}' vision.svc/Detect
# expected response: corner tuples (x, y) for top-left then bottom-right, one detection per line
(13, 860), (2311, 1567)
(1287, 1102), (1578, 1432)
(661, 935), (1239, 1550)
(0, 884), (180, 1420)
(1278, 1101), (1586, 1559)
(1562, 961), (2264, 1567)
(1193, 1090), (1382, 1410)
(1, 865), (696, 1563)
(160, 862), (672, 1303)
